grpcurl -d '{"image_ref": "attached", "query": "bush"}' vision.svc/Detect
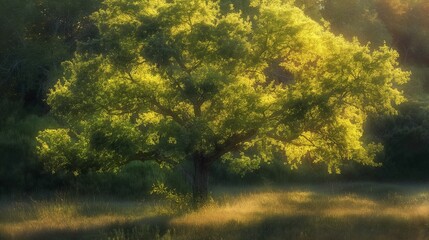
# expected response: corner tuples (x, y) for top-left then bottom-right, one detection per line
(75, 160), (166, 197)
(366, 102), (429, 180)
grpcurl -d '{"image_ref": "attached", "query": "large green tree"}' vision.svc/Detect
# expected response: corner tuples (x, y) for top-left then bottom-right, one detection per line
(37, 0), (408, 202)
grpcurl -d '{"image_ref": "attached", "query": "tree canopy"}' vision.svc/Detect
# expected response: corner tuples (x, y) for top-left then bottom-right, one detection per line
(37, 0), (409, 202)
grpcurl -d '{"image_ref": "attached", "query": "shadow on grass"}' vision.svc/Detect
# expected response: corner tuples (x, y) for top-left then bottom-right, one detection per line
(166, 183), (429, 240)
(3, 183), (429, 240)
(171, 215), (429, 240)
(3, 213), (429, 240)
(0, 215), (172, 240)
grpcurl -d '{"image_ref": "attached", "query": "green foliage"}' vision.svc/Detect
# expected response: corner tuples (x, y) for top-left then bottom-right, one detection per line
(74, 160), (166, 197)
(0, 0), (101, 194)
(120, 161), (165, 194)
(293, 0), (429, 66)
(0, 0), (425, 196)
(321, 0), (392, 47)
(366, 102), (429, 180)
(37, 0), (408, 197)
(0, 114), (56, 193)
(0, 0), (101, 108)
(290, 0), (429, 180)
(151, 182), (192, 212)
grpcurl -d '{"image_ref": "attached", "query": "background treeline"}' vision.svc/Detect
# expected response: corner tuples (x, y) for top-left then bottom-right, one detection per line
(1, 0), (428, 195)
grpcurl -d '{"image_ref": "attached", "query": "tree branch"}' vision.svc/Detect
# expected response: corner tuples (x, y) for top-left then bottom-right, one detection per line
(134, 150), (177, 166)
(150, 98), (186, 126)
(206, 129), (258, 164)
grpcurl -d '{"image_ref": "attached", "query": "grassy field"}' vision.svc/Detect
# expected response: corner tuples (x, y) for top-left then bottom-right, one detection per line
(1, 182), (429, 240)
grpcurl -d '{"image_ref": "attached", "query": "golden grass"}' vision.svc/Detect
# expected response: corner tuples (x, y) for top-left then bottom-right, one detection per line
(0, 197), (164, 239)
(1, 183), (429, 239)
(171, 191), (314, 226)
(170, 183), (429, 239)
(173, 186), (429, 226)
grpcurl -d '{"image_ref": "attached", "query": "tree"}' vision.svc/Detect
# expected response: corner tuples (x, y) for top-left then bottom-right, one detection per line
(376, 0), (429, 65)
(321, 0), (392, 47)
(0, 0), (101, 193)
(292, 0), (393, 47)
(37, 0), (409, 203)
(0, 0), (101, 112)
(366, 102), (429, 180)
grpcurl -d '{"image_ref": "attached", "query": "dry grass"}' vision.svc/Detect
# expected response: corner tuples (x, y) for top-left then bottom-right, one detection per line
(167, 183), (429, 240)
(1, 182), (429, 239)
(0, 195), (170, 240)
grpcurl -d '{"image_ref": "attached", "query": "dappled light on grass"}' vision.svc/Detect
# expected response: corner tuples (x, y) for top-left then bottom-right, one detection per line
(2, 215), (132, 239)
(321, 194), (378, 217)
(172, 186), (429, 226)
(171, 191), (383, 226)
(171, 191), (315, 226)
(1, 183), (429, 239)
(0, 198), (164, 239)
(169, 184), (429, 239)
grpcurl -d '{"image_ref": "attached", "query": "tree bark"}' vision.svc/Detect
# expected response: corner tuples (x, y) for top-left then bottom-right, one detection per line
(190, 130), (258, 206)
(192, 153), (209, 206)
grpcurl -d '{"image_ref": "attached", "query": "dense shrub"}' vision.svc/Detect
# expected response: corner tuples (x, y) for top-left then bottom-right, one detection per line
(366, 102), (429, 181)
(74, 161), (166, 197)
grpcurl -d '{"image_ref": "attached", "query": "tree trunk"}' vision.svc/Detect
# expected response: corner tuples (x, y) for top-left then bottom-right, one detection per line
(192, 154), (209, 206)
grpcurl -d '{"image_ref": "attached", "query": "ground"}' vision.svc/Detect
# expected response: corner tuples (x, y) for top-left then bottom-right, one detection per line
(1, 182), (429, 239)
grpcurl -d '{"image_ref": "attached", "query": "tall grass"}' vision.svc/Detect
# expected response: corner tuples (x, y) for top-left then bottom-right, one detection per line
(1, 182), (429, 239)
(0, 193), (171, 240)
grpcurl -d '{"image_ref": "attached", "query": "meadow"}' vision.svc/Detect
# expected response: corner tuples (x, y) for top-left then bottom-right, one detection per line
(1, 182), (429, 240)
